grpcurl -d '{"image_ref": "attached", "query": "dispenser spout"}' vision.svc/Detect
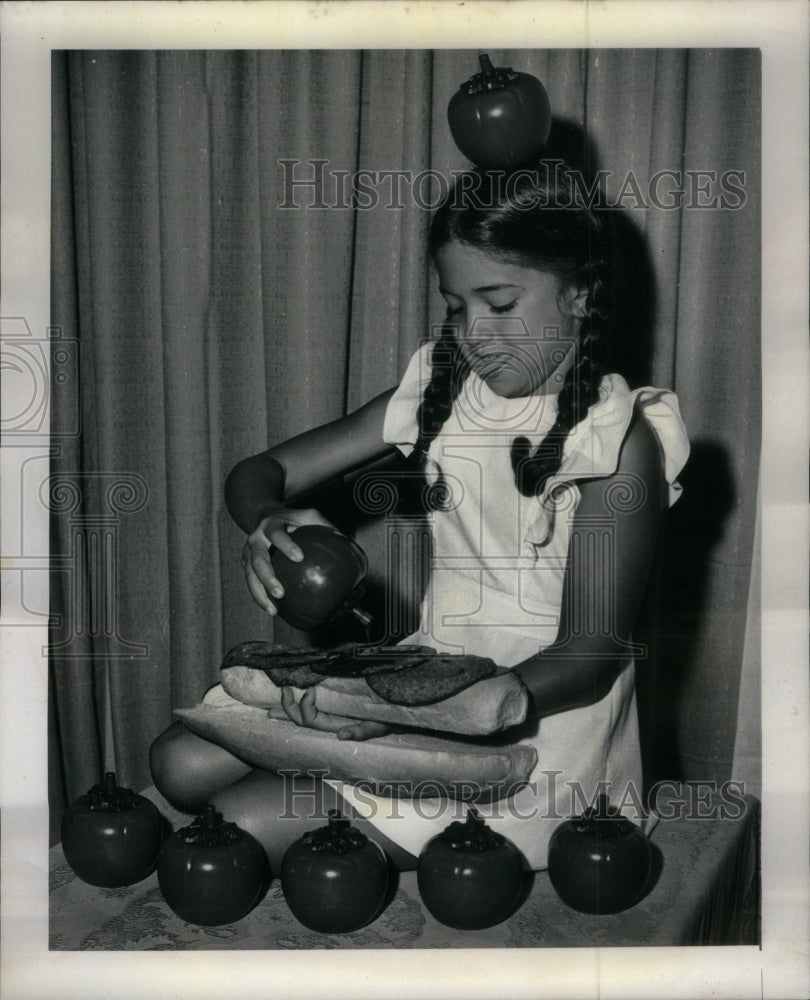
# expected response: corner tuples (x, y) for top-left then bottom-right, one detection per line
(350, 606), (373, 628)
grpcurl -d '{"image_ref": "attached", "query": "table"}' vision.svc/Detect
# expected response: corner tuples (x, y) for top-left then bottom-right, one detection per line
(49, 786), (759, 950)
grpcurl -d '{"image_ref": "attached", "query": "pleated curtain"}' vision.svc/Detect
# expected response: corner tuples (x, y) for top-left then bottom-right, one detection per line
(49, 49), (760, 842)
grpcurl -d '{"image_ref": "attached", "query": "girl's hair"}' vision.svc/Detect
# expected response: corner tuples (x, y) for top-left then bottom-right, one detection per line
(405, 160), (619, 509)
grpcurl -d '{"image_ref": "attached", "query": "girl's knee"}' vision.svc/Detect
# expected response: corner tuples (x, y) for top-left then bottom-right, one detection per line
(149, 721), (252, 814)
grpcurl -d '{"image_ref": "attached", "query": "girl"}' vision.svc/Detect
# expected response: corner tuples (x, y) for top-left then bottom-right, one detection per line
(150, 161), (689, 873)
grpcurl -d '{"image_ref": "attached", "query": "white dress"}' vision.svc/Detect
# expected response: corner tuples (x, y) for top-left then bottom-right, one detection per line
(334, 343), (690, 869)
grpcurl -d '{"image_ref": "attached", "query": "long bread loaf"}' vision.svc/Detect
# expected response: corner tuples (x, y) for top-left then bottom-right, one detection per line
(175, 685), (537, 801)
(220, 663), (528, 736)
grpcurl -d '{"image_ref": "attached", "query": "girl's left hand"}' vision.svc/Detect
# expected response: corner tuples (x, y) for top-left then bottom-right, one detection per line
(281, 688), (391, 742)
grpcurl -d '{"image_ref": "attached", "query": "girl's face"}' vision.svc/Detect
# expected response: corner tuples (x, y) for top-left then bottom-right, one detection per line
(435, 240), (585, 398)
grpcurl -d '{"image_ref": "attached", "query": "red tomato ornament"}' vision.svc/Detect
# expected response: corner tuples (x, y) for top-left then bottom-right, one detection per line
(281, 809), (389, 933)
(271, 524), (372, 631)
(547, 794), (653, 914)
(447, 53), (552, 170)
(157, 805), (269, 926)
(61, 771), (164, 888)
(417, 807), (526, 929)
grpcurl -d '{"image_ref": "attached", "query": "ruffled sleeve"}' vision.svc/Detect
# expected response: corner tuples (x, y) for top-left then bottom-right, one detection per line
(524, 374), (690, 547)
(630, 388), (691, 506)
(382, 342), (435, 457)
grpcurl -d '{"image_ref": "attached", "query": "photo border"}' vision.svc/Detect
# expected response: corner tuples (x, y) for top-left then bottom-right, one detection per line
(1, 2), (808, 998)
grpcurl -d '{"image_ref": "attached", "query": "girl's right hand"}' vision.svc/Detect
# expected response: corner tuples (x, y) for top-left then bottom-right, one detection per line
(241, 506), (335, 614)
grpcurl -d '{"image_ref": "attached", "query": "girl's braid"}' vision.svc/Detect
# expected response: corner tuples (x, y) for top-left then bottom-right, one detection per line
(510, 265), (612, 498)
(414, 330), (461, 454)
(402, 326), (468, 512)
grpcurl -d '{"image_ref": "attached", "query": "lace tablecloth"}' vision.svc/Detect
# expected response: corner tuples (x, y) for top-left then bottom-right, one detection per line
(50, 787), (759, 950)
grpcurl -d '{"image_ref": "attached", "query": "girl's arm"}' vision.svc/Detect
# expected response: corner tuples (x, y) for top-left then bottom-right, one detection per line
(225, 386), (397, 534)
(226, 387), (397, 613)
(513, 413), (665, 719)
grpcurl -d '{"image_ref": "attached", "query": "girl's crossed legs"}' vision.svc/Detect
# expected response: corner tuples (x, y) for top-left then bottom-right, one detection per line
(149, 721), (418, 873)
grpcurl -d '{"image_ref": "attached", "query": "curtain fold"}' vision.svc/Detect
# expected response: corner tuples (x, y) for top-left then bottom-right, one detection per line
(50, 51), (103, 811)
(734, 476), (762, 798)
(49, 48), (761, 842)
(668, 50), (761, 780)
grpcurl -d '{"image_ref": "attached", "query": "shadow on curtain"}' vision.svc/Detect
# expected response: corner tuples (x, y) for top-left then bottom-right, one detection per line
(49, 48), (760, 843)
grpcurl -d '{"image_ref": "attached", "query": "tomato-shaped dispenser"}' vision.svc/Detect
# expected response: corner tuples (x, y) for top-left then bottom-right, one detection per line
(61, 771), (164, 888)
(271, 524), (372, 631)
(447, 53), (552, 170)
(417, 807), (526, 929)
(281, 809), (389, 933)
(547, 794), (653, 914)
(157, 805), (269, 925)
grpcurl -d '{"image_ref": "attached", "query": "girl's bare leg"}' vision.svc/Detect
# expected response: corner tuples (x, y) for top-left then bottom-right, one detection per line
(149, 721), (253, 814)
(210, 768), (418, 873)
(150, 723), (418, 872)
